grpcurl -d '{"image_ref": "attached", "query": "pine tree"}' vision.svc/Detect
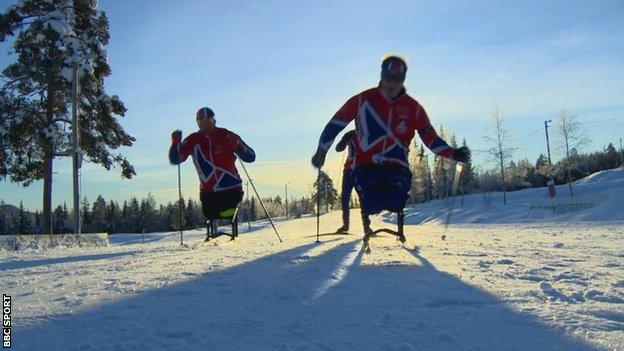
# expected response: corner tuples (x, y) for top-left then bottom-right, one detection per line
(17, 200), (31, 234)
(184, 198), (200, 229)
(274, 195), (282, 205)
(128, 197), (140, 233)
(238, 199), (249, 222)
(535, 153), (551, 185)
(80, 196), (90, 232)
(0, 200), (6, 235)
(449, 133), (458, 148)
(408, 141), (426, 203)
(312, 170), (339, 212)
(297, 196), (311, 215)
(506, 160), (531, 191)
(170, 200), (186, 231)
(184, 199), (193, 229)
(604, 143), (619, 169)
(432, 125), (449, 199)
(273, 196), (285, 216)
(459, 138), (476, 194)
(105, 200), (118, 233)
(158, 204), (170, 232)
(120, 200), (129, 232)
(193, 198), (204, 226)
(290, 201), (301, 218)
(139, 193), (157, 232)
(419, 145), (434, 201)
(91, 195), (107, 232)
(53, 203), (66, 233)
(250, 197), (257, 221)
(0, 0), (135, 234)
(62, 202), (69, 231)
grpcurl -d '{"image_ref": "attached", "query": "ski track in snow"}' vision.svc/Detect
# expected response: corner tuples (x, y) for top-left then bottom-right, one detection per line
(1, 210), (623, 350)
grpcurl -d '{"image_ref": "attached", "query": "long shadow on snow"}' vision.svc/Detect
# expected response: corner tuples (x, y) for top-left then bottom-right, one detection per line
(13, 240), (358, 350)
(301, 244), (596, 351)
(108, 233), (172, 245)
(14, 240), (596, 351)
(0, 251), (141, 272)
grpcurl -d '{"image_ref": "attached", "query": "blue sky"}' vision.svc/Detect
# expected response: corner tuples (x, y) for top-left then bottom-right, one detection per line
(1, 0), (624, 210)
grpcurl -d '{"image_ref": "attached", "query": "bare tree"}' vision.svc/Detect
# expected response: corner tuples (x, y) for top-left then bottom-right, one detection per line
(556, 111), (590, 197)
(483, 103), (516, 205)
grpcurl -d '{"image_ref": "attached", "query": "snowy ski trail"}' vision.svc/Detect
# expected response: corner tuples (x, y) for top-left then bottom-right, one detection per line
(1, 210), (622, 350)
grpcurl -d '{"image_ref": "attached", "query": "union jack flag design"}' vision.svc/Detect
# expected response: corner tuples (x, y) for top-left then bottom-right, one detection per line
(317, 86), (453, 168)
(169, 128), (255, 193)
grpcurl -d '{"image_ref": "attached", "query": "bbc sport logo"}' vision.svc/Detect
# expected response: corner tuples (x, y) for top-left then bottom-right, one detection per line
(3, 294), (10, 349)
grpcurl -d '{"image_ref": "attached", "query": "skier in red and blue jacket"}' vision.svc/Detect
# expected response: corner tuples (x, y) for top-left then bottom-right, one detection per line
(311, 56), (469, 234)
(169, 107), (256, 220)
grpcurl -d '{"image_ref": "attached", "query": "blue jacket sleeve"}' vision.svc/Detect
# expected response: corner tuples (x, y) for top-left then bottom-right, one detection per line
(169, 144), (181, 165)
(169, 135), (193, 165)
(229, 133), (256, 163)
(235, 143), (256, 163)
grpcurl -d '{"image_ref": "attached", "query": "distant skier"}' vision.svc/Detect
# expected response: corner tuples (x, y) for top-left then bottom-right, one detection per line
(334, 130), (357, 233)
(169, 107), (256, 223)
(311, 56), (469, 235)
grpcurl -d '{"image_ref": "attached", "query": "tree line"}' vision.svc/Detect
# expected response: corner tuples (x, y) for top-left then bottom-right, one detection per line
(1, 136), (620, 235)
(0, 185), (344, 235)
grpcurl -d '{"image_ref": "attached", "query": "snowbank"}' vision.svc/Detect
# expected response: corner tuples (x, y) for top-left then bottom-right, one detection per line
(574, 165), (624, 185)
(0, 233), (109, 251)
(386, 166), (624, 225)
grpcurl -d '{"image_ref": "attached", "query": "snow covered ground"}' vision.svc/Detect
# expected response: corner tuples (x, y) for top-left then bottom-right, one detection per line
(2, 207), (623, 350)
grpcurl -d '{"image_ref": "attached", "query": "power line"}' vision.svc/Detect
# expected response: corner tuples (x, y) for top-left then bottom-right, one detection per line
(478, 116), (624, 149)
(508, 127), (543, 144)
(576, 117), (624, 125)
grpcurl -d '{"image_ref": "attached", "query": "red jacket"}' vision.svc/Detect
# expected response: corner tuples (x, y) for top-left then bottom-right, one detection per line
(169, 128), (255, 193)
(317, 86), (454, 168)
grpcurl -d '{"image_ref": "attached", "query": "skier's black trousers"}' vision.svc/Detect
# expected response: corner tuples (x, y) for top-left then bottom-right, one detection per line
(353, 164), (411, 215)
(200, 188), (243, 219)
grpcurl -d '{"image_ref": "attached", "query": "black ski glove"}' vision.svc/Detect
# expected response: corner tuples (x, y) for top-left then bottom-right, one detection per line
(452, 146), (470, 163)
(171, 130), (182, 144)
(311, 149), (326, 168)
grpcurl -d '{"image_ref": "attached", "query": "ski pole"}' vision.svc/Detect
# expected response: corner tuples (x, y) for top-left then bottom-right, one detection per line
(238, 161), (283, 242)
(316, 167), (321, 243)
(177, 162), (184, 246)
(444, 162), (464, 233)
